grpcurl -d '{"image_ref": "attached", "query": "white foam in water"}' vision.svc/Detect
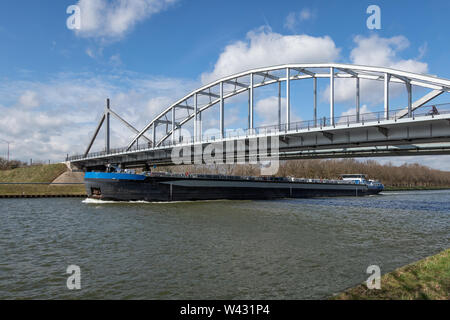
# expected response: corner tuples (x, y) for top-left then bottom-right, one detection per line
(82, 198), (121, 204)
(380, 191), (433, 195)
(82, 198), (156, 204)
(81, 198), (226, 204)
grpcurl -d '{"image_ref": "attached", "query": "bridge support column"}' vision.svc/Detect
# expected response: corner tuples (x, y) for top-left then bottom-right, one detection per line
(330, 67), (334, 126)
(286, 67), (290, 130)
(384, 73), (390, 120)
(249, 73), (254, 133)
(356, 77), (360, 123)
(105, 98), (110, 153)
(220, 82), (224, 138)
(313, 77), (317, 127)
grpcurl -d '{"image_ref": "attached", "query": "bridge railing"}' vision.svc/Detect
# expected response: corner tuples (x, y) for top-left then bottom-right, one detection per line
(67, 102), (450, 161)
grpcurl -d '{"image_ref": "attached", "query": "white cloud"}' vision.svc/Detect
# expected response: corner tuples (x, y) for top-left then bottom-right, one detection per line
(85, 48), (95, 58)
(201, 27), (340, 84)
(299, 8), (313, 21)
(284, 8), (315, 32)
(284, 12), (298, 32)
(256, 96), (285, 126)
(145, 96), (173, 118)
(0, 72), (197, 162)
(85, 46), (105, 59)
(74, 0), (177, 41)
(417, 42), (428, 60)
(323, 34), (429, 105)
(340, 104), (371, 117)
(18, 91), (40, 108)
(109, 54), (123, 67)
(336, 104), (373, 125)
(350, 35), (427, 72)
(255, 96), (301, 126)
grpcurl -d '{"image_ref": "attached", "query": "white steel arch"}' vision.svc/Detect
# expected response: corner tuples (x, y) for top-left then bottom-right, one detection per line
(124, 63), (450, 151)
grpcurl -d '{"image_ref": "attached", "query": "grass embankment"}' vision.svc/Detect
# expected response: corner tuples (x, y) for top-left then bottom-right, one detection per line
(333, 249), (450, 300)
(0, 164), (85, 196)
(0, 163), (67, 182)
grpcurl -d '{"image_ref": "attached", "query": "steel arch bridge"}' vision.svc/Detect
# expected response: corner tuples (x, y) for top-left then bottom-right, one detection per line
(68, 63), (450, 170)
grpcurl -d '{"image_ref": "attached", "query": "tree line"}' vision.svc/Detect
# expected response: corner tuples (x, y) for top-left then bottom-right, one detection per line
(0, 157), (54, 170)
(0, 157), (27, 170)
(276, 159), (450, 187)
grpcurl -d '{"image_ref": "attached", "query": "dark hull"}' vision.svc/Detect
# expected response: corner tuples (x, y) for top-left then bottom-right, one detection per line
(85, 176), (380, 202)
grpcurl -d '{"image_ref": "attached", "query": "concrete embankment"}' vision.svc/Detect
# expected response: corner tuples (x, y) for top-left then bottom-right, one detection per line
(50, 170), (84, 184)
(0, 164), (86, 198)
(331, 248), (450, 300)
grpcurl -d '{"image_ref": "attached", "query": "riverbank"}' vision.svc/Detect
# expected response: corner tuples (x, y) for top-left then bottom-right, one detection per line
(0, 164), (86, 197)
(0, 163), (67, 182)
(0, 184), (86, 197)
(332, 248), (450, 300)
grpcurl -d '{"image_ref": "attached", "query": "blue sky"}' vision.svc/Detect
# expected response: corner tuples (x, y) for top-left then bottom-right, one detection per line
(0, 0), (450, 169)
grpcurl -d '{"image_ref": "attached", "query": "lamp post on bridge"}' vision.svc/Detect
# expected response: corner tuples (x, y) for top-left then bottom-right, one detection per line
(0, 139), (12, 162)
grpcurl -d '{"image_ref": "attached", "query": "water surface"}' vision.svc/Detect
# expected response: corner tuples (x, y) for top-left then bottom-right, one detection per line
(0, 190), (448, 299)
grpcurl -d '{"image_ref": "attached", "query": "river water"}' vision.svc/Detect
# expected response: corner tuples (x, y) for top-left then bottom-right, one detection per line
(0, 190), (448, 299)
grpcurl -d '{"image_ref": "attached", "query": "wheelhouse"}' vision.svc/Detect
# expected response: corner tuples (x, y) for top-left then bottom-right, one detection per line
(340, 174), (368, 184)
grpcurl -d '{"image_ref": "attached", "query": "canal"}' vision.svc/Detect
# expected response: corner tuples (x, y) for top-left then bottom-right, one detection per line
(0, 190), (448, 299)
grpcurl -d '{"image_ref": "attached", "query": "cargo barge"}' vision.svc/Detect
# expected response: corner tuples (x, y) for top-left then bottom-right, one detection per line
(84, 170), (383, 202)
